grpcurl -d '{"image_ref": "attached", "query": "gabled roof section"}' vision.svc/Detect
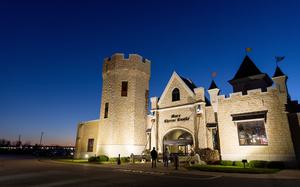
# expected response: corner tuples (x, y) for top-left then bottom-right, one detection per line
(158, 71), (196, 105)
(180, 76), (197, 92)
(208, 80), (218, 90)
(231, 55), (263, 81)
(273, 66), (285, 77)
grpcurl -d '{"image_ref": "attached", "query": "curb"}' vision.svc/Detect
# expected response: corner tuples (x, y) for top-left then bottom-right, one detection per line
(43, 159), (300, 180)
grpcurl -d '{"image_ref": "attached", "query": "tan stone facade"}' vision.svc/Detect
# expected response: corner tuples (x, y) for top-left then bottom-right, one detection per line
(217, 88), (295, 161)
(75, 120), (99, 158)
(75, 53), (150, 158)
(75, 53), (300, 165)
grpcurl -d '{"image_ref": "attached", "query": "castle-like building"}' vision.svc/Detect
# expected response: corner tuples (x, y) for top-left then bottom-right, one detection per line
(75, 53), (300, 165)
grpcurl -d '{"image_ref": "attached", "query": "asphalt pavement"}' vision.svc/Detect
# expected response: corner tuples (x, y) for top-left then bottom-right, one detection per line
(0, 155), (300, 187)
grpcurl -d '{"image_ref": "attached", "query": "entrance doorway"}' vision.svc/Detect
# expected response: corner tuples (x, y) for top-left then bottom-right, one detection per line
(163, 129), (193, 155)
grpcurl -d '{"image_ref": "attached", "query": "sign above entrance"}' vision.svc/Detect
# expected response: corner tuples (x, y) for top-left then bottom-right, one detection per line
(164, 114), (190, 123)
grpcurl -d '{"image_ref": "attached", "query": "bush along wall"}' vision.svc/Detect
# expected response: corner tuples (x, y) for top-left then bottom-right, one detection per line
(88, 155), (109, 163)
(219, 160), (285, 169)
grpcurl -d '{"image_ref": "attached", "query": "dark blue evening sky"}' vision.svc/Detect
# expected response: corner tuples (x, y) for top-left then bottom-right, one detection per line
(1, 0), (300, 145)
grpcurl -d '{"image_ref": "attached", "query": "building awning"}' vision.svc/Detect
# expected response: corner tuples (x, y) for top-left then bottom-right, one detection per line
(231, 110), (268, 121)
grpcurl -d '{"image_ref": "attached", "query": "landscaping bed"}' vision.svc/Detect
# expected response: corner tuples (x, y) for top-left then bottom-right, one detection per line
(188, 164), (280, 174)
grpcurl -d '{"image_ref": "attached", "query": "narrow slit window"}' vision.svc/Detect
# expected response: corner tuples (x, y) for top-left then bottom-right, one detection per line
(121, 81), (128, 97)
(104, 102), (109, 118)
(87, 138), (94, 152)
(145, 89), (149, 112)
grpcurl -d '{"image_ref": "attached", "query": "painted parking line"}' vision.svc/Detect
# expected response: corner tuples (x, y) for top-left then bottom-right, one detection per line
(166, 175), (221, 180)
(114, 168), (221, 180)
(115, 169), (167, 176)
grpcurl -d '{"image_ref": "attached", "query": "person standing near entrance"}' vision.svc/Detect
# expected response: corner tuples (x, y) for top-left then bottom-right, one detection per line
(150, 147), (158, 168)
(163, 148), (170, 167)
(174, 153), (179, 170)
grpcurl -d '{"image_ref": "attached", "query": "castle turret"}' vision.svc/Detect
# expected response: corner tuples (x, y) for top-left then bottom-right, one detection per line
(229, 55), (273, 94)
(272, 66), (289, 105)
(208, 80), (220, 112)
(98, 53), (151, 157)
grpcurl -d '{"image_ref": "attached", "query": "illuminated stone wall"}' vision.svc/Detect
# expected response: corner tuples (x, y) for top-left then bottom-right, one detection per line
(74, 54), (298, 164)
(217, 88), (296, 162)
(151, 72), (211, 153)
(97, 53), (150, 157)
(74, 120), (99, 159)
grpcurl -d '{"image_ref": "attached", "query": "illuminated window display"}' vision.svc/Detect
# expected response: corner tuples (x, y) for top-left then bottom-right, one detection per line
(237, 120), (268, 145)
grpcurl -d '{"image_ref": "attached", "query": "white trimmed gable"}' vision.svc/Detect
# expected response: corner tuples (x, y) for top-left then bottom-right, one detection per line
(158, 71), (196, 108)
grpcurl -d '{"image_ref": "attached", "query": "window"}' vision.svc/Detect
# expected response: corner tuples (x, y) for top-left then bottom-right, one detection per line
(145, 89), (149, 111)
(212, 128), (219, 150)
(104, 102), (109, 118)
(87, 138), (94, 152)
(237, 120), (268, 145)
(196, 104), (201, 113)
(121, 81), (128, 97)
(172, 88), (180, 101)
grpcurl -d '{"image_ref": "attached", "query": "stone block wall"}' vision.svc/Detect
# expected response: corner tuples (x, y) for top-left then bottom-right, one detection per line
(158, 74), (195, 108)
(75, 120), (99, 159)
(97, 53), (150, 157)
(217, 88), (296, 162)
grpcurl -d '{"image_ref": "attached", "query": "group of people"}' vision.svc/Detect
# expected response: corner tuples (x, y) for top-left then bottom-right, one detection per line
(150, 147), (178, 169)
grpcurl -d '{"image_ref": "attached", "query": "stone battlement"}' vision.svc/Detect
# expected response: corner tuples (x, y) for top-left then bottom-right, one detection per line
(217, 86), (278, 101)
(103, 53), (150, 75)
(105, 53), (151, 63)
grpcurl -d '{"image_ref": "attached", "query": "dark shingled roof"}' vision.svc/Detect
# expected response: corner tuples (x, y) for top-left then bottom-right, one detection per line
(180, 76), (197, 92)
(273, 66), (285, 77)
(208, 80), (218, 90)
(231, 55), (263, 80)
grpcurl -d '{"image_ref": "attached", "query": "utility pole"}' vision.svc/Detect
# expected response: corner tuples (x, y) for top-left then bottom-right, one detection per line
(39, 131), (44, 146)
(18, 134), (21, 148)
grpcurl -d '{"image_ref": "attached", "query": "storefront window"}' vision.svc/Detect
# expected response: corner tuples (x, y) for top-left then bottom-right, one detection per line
(237, 120), (268, 145)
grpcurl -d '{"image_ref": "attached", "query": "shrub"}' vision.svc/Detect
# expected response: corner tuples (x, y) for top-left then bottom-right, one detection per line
(221, 160), (233, 166)
(120, 157), (130, 163)
(267, 161), (285, 169)
(88, 156), (100, 163)
(88, 155), (109, 163)
(108, 157), (118, 163)
(196, 148), (220, 163)
(99, 155), (109, 162)
(233, 161), (249, 168)
(249, 160), (268, 168)
(108, 156), (130, 163)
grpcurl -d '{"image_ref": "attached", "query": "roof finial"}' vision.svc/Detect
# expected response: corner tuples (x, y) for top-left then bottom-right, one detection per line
(211, 71), (217, 80)
(245, 47), (252, 55)
(275, 56), (285, 66)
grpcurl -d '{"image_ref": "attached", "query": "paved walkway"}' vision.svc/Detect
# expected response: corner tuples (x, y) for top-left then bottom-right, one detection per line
(48, 160), (300, 180)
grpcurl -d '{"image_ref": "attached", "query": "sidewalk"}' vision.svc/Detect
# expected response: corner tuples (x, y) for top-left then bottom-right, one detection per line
(48, 160), (300, 180)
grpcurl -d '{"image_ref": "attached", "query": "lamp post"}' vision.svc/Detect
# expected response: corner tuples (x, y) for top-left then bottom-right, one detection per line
(39, 132), (44, 146)
(242, 159), (248, 168)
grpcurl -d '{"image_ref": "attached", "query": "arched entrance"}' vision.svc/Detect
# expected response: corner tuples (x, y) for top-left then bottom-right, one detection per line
(163, 129), (194, 155)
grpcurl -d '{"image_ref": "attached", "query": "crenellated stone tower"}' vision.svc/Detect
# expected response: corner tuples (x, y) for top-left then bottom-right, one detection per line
(97, 53), (151, 157)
